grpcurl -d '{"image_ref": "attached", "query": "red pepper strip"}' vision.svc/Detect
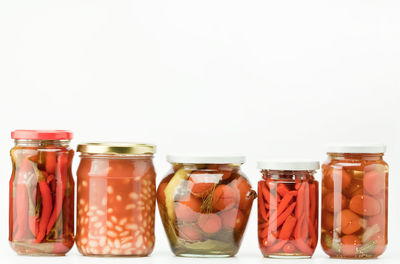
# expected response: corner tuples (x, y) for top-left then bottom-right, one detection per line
(262, 182), (278, 209)
(267, 239), (288, 253)
(290, 190), (298, 196)
(295, 182), (301, 190)
(34, 167), (53, 243)
(46, 154), (68, 234)
(309, 183), (316, 223)
(295, 239), (313, 256)
(277, 192), (294, 216)
(14, 184), (28, 241)
(277, 183), (289, 197)
(279, 215), (297, 240)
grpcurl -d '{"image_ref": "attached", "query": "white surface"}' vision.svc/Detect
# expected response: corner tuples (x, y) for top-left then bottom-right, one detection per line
(0, 0), (400, 263)
(257, 160), (320, 171)
(166, 154), (246, 164)
(326, 144), (387, 154)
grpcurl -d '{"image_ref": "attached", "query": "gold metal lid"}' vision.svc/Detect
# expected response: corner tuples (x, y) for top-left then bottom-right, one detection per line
(77, 142), (156, 155)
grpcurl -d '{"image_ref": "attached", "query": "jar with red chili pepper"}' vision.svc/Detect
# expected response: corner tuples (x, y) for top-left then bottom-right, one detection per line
(257, 161), (319, 258)
(321, 145), (388, 258)
(76, 142), (156, 256)
(157, 154), (256, 257)
(9, 130), (74, 255)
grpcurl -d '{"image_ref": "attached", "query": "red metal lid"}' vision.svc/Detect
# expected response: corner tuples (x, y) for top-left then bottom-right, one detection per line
(11, 130), (73, 140)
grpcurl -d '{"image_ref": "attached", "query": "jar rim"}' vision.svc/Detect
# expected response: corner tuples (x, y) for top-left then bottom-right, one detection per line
(326, 144), (386, 154)
(167, 154), (245, 164)
(77, 142), (156, 155)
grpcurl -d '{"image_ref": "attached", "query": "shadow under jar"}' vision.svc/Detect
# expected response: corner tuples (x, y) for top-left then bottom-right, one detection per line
(9, 130), (75, 255)
(76, 143), (156, 256)
(321, 145), (388, 259)
(157, 154), (256, 257)
(257, 161), (320, 259)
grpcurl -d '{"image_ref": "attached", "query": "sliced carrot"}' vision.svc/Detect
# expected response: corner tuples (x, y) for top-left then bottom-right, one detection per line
(349, 194), (380, 216)
(277, 192), (294, 216)
(277, 183), (290, 197)
(279, 215), (297, 240)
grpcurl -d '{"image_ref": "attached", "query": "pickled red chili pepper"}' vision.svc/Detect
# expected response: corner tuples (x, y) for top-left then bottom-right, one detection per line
(257, 161), (319, 258)
(321, 146), (388, 259)
(9, 130), (74, 256)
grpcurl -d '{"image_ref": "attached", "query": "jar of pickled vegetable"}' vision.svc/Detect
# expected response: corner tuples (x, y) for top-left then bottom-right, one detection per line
(257, 161), (319, 258)
(321, 145), (388, 258)
(157, 155), (256, 257)
(9, 130), (74, 255)
(76, 143), (156, 256)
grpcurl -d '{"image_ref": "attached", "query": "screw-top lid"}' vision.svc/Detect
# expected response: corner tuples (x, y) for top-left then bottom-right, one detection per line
(327, 144), (386, 154)
(257, 160), (320, 171)
(77, 142), (156, 155)
(11, 130), (73, 140)
(167, 154), (246, 164)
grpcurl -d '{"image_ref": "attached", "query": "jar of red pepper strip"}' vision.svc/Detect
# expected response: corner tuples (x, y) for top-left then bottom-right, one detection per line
(257, 161), (319, 258)
(9, 130), (74, 255)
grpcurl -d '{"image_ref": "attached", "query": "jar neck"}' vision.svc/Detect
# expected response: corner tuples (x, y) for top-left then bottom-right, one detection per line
(14, 139), (70, 147)
(327, 153), (384, 161)
(171, 163), (241, 171)
(261, 170), (315, 181)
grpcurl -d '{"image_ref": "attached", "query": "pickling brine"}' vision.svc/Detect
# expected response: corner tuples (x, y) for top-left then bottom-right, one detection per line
(76, 143), (156, 256)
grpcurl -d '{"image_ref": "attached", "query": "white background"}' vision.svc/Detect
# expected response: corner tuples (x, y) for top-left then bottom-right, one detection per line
(0, 0), (399, 263)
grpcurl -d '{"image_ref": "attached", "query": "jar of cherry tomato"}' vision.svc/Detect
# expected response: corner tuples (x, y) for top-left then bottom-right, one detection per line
(321, 145), (388, 258)
(76, 143), (156, 256)
(157, 155), (256, 257)
(257, 161), (319, 258)
(9, 130), (74, 255)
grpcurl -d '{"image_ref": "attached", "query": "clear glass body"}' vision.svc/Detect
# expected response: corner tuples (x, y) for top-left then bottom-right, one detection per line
(76, 154), (156, 256)
(157, 163), (256, 257)
(321, 153), (388, 258)
(9, 140), (75, 255)
(258, 170), (318, 258)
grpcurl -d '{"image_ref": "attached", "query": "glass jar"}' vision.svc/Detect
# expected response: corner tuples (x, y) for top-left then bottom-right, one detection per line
(257, 161), (319, 258)
(157, 155), (256, 257)
(321, 145), (388, 258)
(9, 130), (74, 255)
(76, 143), (156, 256)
